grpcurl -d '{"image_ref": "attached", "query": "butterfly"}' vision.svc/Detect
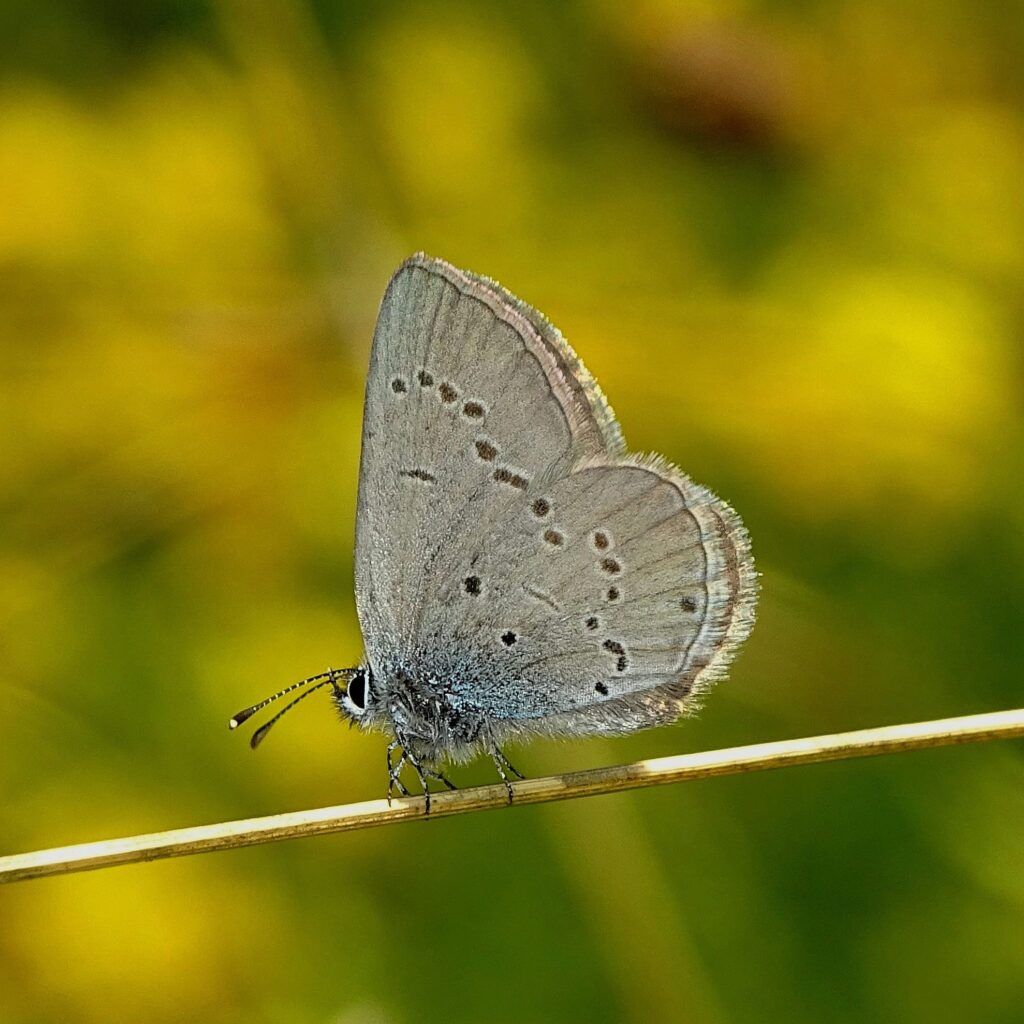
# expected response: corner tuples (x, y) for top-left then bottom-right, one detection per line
(231, 255), (757, 811)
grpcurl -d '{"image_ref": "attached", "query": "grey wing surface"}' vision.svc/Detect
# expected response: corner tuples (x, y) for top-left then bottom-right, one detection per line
(354, 254), (619, 678)
(354, 254), (756, 736)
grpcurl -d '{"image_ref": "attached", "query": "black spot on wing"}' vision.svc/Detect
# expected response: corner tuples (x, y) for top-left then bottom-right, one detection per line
(400, 468), (436, 483)
(475, 439), (498, 462)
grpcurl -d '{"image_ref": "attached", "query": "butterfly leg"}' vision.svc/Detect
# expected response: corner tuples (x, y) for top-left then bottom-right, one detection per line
(488, 747), (525, 804)
(424, 768), (458, 791)
(386, 740), (410, 805)
(401, 746), (434, 815)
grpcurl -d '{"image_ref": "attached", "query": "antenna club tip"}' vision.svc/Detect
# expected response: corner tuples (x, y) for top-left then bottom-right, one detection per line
(228, 718), (240, 730)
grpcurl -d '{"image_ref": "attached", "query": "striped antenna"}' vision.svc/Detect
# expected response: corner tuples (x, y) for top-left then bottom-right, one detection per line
(249, 678), (340, 750)
(228, 670), (347, 730)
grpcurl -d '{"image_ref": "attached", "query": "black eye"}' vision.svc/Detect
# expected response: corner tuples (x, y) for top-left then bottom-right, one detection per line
(348, 671), (367, 711)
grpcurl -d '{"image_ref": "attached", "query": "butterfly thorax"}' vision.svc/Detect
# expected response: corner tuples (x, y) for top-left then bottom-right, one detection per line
(364, 666), (489, 765)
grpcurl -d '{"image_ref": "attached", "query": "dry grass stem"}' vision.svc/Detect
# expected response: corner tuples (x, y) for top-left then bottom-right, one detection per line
(2, 707), (1023, 885)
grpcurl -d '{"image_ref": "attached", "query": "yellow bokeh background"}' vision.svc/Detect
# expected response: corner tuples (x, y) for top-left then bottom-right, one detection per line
(2, 1), (1022, 1021)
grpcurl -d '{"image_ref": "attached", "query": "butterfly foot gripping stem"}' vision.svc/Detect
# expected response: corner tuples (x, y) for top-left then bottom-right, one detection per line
(386, 739), (410, 805)
(489, 747), (525, 805)
(393, 743), (455, 815)
(405, 750), (432, 815)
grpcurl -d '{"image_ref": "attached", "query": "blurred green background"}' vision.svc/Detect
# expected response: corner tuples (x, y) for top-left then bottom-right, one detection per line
(2, 1), (1023, 1022)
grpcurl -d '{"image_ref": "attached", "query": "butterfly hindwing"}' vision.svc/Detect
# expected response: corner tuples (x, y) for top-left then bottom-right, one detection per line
(417, 455), (754, 732)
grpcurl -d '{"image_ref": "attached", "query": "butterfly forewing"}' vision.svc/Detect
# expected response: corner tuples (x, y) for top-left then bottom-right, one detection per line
(356, 256), (617, 676)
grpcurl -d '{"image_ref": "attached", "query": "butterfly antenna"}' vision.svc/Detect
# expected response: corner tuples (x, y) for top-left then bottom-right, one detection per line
(228, 669), (349, 730)
(247, 678), (339, 750)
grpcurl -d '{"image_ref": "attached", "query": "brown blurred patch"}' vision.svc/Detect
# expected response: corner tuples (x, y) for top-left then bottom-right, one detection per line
(626, 23), (808, 152)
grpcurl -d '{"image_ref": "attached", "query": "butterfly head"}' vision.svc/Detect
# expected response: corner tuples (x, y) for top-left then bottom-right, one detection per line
(229, 666), (377, 748)
(332, 665), (380, 724)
